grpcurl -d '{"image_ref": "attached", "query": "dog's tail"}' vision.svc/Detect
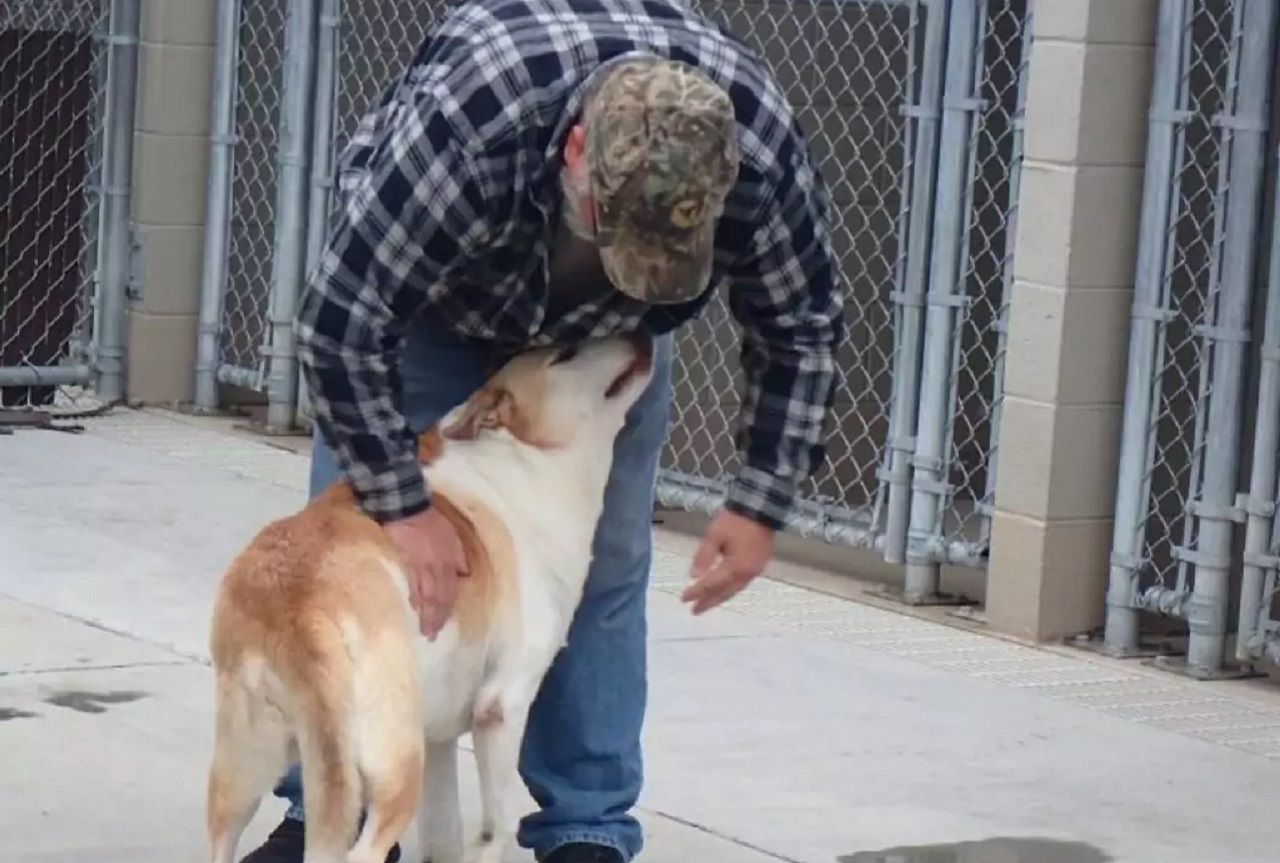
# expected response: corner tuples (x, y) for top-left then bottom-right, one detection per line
(286, 612), (364, 860)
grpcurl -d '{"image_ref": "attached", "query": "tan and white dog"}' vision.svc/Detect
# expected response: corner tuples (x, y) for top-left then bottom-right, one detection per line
(205, 332), (656, 863)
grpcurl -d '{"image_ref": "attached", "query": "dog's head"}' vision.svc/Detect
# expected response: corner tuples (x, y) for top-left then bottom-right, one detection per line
(438, 331), (655, 456)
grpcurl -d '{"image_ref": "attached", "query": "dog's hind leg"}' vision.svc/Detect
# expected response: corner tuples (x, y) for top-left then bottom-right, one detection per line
(345, 729), (423, 863)
(206, 672), (291, 863)
(346, 645), (425, 863)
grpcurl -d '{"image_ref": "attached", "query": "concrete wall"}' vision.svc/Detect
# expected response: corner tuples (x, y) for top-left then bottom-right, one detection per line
(126, 0), (215, 402)
(985, 0), (1158, 641)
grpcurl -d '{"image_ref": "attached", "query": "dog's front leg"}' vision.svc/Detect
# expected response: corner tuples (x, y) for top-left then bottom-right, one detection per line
(468, 700), (532, 863)
(420, 738), (465, 863)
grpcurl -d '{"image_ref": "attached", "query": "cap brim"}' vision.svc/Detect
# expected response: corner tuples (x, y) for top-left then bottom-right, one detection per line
(598, 223), (715, 305)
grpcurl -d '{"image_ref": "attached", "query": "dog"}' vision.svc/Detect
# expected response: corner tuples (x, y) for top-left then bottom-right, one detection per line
(205, 331), (656, 863)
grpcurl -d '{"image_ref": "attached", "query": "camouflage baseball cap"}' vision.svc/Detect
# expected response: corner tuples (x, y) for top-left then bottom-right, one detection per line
(585, 56), (740, 305)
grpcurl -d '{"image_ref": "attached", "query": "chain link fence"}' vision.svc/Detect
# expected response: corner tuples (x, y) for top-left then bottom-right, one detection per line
(0, 0), (134, 413)
(658, 0), (927, 548)
(195, 0), (1034, 590)
(216, 0), (287, 389)
(1104, 0), (1279, 677)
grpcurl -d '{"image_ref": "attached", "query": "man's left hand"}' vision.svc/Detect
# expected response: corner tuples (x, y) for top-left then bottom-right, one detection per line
(681, 509), (776, 615)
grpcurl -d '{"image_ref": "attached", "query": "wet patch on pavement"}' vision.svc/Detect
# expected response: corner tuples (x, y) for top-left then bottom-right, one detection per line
(840, 836), (1112, 863)
(43, 689), (148, 714)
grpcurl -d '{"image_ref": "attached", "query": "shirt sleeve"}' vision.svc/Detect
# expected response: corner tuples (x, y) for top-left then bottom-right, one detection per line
(724, 145), (845, 530)
(293, 97), (490, 523)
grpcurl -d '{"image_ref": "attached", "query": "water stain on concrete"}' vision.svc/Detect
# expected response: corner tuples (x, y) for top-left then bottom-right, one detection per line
(0, 707), (38, 721)
(840, 836), (1112, 863)
(44, 689), (148, 714)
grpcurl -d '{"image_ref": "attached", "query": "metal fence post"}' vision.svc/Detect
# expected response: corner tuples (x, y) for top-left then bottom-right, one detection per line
(93, 0), (142, 401)
(883, 0), (950, 565)
(295, 0), (341, 429)
(902, 0), (981, 600)
(263, 0), (319, 431)
(1177, 0), (1277, 675)
(1102, 0), (1186, 655)
(1237, 139), (1280, 664)
(194, 0), (243, 411)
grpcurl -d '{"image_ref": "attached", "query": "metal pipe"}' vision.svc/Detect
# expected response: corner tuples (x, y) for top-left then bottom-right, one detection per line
(216, 362), (266, 390)
(1180, 0), (1275, 676)
(1103, 0), (1186, 655)
(263, 0), (319, 432)
(93, 0), (141, 401)
(1224, 1), (1280, 667)
(901, 0), (981, 600)
(194, 0), (243, 410)
(883, 0), (950, 564)
(1237, 141), (1280, 664)
(296, 0), (341, 428)
(0, 366), (95, 388)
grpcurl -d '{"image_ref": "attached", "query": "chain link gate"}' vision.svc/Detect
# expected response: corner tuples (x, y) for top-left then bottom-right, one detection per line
(1102, 0), (1279, 677)
(656, 0), (1033, 596)
(0, 0), (138, 413)
(657, 0), (937, 547)
(1234, 1), (1280, 670)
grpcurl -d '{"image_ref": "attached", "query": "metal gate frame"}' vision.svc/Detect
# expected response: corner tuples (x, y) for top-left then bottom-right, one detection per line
(0, 0), (139, 408)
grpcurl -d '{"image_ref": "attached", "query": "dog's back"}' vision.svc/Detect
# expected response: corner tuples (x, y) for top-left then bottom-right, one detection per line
(206, 482), (428, 863)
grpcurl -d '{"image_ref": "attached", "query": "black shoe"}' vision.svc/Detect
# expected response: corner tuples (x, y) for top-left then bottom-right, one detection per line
(539, 842), (626, 863)
(238, 817), (401, 863)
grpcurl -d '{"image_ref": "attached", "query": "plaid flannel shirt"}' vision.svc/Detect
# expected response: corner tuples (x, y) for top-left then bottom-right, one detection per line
(294, 0), (845, 530)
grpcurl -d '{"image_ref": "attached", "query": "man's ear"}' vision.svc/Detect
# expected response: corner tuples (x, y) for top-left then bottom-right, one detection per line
(440, 387), (514, 441)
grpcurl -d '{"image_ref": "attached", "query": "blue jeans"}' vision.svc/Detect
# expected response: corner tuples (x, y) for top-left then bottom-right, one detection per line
(276, 320), (674, 861)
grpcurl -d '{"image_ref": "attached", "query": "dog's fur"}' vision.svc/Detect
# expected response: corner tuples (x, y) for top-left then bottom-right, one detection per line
(205, 333), (656, 863)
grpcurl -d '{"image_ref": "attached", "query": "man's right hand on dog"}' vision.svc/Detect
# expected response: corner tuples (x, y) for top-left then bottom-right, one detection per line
(385, 507), (468, 640)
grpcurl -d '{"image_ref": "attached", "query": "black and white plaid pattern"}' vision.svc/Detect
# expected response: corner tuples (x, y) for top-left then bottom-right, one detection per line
(294, 0), (845, 529)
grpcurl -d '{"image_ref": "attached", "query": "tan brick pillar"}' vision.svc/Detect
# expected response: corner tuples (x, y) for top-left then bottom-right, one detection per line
(985, 0), (1158, 641)
(125, 0), (216, 402)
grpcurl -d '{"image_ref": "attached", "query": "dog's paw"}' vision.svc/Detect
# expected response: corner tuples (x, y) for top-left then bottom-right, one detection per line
(462, 832), (505, 863)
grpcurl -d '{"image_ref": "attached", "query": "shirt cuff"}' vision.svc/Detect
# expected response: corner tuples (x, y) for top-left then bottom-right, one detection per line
(724, 465), (795, 531)
(351, 457), (432, 524)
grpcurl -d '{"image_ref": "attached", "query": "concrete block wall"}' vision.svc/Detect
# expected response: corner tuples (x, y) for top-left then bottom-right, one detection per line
(126, 0), (215, 402)
(984, 0), (1158, 641)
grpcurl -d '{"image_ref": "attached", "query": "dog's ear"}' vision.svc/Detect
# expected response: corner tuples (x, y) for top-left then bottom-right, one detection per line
(440, 387), (514, 441)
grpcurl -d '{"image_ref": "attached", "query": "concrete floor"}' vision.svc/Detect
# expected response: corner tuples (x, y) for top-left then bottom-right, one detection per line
(4, 407), (1280, 863)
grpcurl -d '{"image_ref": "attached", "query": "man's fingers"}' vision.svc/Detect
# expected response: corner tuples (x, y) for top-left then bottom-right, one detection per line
(681, 558), (742, 614)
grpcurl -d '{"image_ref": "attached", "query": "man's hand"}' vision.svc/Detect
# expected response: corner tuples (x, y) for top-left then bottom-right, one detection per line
(681, 509), (776, 615)
(384, 506), (468, 639)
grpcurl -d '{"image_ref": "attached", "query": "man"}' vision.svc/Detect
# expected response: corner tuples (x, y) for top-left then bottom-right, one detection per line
(242, 0), (843, 861)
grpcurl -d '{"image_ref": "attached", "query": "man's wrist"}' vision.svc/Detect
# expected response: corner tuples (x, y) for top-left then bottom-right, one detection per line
(723, 499), (783, 532)
(352, 460), (433, 525)
(725, 465), (794, 532)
